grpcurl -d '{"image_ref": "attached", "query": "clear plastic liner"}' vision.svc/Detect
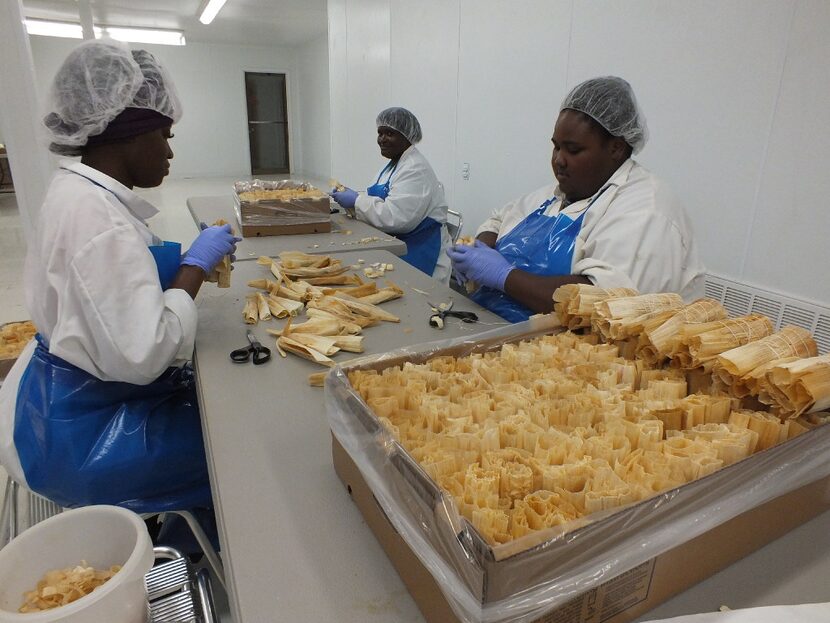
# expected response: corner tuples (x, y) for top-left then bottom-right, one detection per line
(233, 179), (331, 226)
(324, 315), (830, 623)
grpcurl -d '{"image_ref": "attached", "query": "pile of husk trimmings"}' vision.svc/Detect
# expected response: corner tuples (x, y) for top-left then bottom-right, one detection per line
(242, 251), (403, 384)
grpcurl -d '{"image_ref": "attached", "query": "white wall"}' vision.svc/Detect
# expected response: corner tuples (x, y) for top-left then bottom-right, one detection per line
(328, 0), (830, 305)
(27, 36), (304, 179)
(295, 34), (331, 180)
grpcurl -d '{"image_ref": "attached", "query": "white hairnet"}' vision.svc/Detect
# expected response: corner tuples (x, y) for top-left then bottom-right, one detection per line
(376, 107), (422, 144)
(44, 39), (182, 155)
(560, 76), (648, 154)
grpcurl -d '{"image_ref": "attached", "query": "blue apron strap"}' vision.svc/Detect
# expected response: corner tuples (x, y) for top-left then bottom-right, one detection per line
(397, 217), (443, 276)
(14, 335), (212, 512)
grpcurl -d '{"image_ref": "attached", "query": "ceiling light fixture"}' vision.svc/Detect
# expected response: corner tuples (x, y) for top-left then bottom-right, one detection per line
(198, 0), (229, 25)
(98, 26), (186, 46)
(24, 19), (83, 39)
(24, 19), (186, 46)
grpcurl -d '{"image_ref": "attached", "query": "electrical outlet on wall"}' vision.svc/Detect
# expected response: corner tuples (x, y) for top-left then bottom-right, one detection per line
(461, 162), (470, 180)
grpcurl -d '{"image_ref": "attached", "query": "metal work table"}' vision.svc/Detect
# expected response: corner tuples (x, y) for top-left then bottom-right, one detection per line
(186, 195), (407, 260)
(192, 254), (830, 623)
(192, 252), (505, 622)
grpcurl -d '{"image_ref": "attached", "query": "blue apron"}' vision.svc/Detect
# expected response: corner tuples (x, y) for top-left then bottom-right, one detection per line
(147, 241), (182, 290)
(471, 189), (607, 322)
(14, 335), (211, 513)
(367, 160), (443, 276)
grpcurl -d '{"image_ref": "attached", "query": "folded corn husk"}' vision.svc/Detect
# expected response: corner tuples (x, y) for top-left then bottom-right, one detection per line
(307, 297), (378, 328)
(592, 293), (684, 341)
(268, 294), (304, 317)
(322, 282), (378, 298)
(330, 334), (365, 353)
(205, 219), (233, 287)
(637, 299), (728, 366)
(288, 333), (341, 356)
(256, 292), (272, 321)
(713, 326), (817, 397)
(281, 261), (349, 279)
(268, 317), (341, 337)
(277, 335), (335, 367)
(308, 371), (328, 387)
(670, 314), (774, 369)
(278, 250), (332, 269)
(758, 354), (830, 416)
(243, 294), (258, 324)
(356, 281), (404, 305)
(330, 292), (400, 322)
(305, 308), (363, 334)
(552, 284), (639, 330)
(302, 273), (363, 286)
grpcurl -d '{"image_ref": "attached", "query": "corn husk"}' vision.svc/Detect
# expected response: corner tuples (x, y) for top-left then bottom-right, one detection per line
(288, 333), (341, 356)
(330, 292), (400, 322)
(330, 334), (365, 353)
(322, 282), (379, 299)
(308, 371), (328, 387)
(268, 317), (342, 337)
(243, 294), (258, 324)
(281, 261), (348, 279)
(305, 309), (363, 334)
(637, 299), (728, 366)
(277, 335), (335, 367)
(303, 273), (363, 286)
(728, 409), (787, 451)
(268, 294), (304, 317)
(248, 278), (269, 290)
(759, 354), (830, 416)
(205, 219), (232, 287)
(552, 284), (638, 330)
(357, 281), (404, 305)
(713, 326), (817, 397)
(256, 256), (273, 265)
(671, 315), (774, 369)
(306, 297), (377, 328)
(592, 293), (684, 341)
(256, 292), (272, 321)
(278, 250), (332, 269)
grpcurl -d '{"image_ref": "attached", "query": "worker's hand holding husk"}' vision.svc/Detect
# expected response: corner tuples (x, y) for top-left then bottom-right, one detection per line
(446, 240), (513, 291)
(182, 223), (241, 275)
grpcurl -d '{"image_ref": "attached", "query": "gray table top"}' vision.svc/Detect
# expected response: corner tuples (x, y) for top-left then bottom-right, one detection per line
(192, 254), (830, 622)
(192, 251), (507, 623)
(186, 195), (407, 260)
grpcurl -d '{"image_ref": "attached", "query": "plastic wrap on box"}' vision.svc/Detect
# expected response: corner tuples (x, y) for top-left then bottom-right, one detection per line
(233, 179), (331, 227)
(324, 316), (830, 623)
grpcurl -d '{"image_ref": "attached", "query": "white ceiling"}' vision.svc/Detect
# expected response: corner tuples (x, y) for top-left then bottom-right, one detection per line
(22, 0), (328, 47)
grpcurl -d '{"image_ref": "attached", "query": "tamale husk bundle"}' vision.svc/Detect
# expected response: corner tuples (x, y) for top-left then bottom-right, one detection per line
(277, 335), (335, 366)
(671, 315), (774, 369)
(288, 333), (341, 356)
(356, 281), (404, 305)
(552, 284), (638, 330)
(243, 294), (258, 324)
(303, 273), (363, 286)
(281, 261), (349, 279)
(306, 297), (377, 328)
(256, 292), (272, 321)
(268, 294), (304, 316)
(728, 409), (787, 451)
(308, 371), (328, 387)
(759, 354), (830, 416)
(204, 219), (233, 287)
(322, 282), (378, 298)
(637, 299), (728, 366)
(591, 293), (684, 341)
(713, 326), (817, 397)
(268, 317), (343, 337)
(278, 250), (331, 269)
(305, 308), (363, 334)
(330, 292), (400, 322)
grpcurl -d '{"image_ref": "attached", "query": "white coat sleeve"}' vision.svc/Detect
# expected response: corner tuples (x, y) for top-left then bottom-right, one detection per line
(475, 198), (517, 238)
(51, 223), (197, 385)
(353, 165), (434, 235)
(572, 208), (687, 294)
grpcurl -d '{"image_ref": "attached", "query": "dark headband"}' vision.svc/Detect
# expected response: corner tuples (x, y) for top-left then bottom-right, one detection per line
(85, 107), (173, 146)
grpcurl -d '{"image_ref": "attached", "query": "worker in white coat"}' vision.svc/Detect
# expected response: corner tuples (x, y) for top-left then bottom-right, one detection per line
(0, 40), (238, 518)
(448, 76), (705, 322)
(330, 107), (452, 282)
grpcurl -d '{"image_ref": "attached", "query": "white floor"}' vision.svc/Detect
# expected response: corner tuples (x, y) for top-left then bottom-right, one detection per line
(0, 173), (301, 623)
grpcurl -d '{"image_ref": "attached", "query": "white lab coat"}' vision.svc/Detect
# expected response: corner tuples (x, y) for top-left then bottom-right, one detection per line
(354, 145), (452, 283)
(476, 159), (706, 301)
(0, 162), (198, 484)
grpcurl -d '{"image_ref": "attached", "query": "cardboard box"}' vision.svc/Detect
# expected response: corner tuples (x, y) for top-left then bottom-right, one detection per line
(233, 183), (332, 237)
(332, 435), (830, 623)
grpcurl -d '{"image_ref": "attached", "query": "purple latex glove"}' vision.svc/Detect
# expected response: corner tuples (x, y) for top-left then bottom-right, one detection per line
(330, 187), (358, 210)
(446, 240), (514, 291)
(182, 224), (241, 274)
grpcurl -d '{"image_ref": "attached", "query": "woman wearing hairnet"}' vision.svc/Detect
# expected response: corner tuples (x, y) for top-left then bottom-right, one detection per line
(330, 108), (452, 282)
(448, 76), (705, 322)
(0, 40), (238, 519)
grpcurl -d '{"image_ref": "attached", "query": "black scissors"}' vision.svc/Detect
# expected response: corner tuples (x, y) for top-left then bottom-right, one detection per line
(230, 330), (271, 365)
(427, 300), (478, 329)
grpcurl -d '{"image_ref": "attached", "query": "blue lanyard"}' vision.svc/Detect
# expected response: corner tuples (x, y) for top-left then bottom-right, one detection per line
(537, 183), (613, 216)
(374, 159), (399, 185)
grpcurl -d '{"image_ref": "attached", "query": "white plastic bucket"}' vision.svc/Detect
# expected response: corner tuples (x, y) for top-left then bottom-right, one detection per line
(0, 505), (154, 623)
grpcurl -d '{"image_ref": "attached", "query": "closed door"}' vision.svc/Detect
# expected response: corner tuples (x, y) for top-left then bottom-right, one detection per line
(245, 72), (290, 174)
